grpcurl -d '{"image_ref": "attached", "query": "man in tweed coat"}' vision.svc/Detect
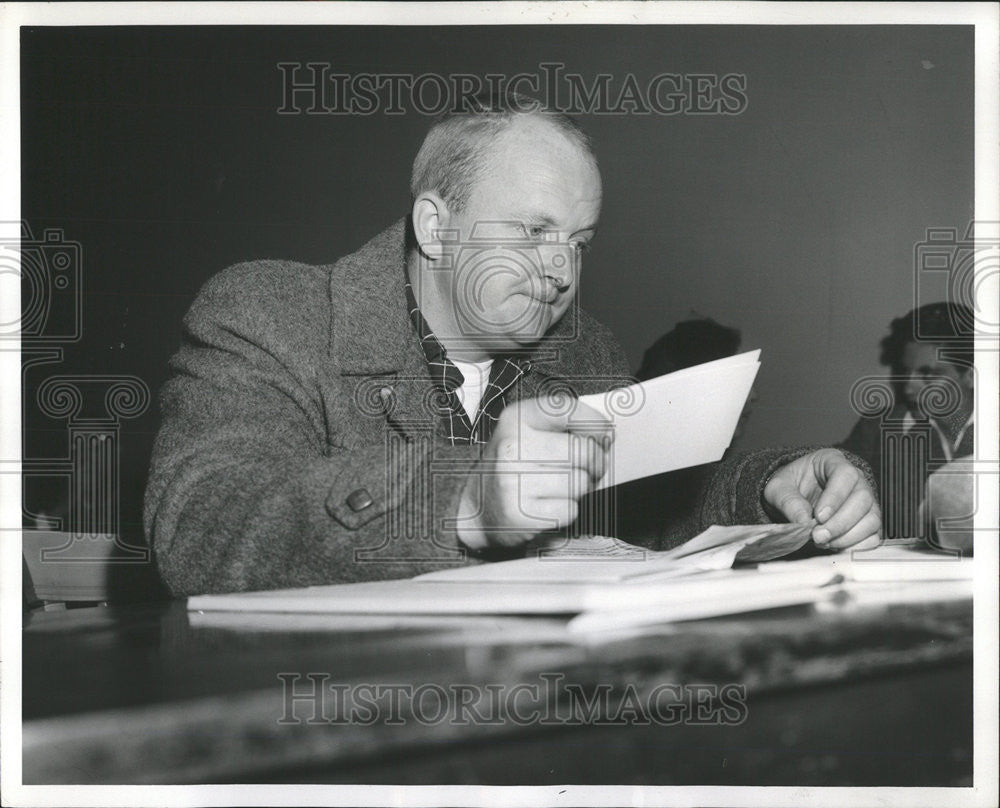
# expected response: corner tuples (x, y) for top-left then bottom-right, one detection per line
(146, 98), (882, 595)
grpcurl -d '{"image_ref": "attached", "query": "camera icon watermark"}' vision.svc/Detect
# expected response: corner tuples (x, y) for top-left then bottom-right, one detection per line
(0, 220), (81, 343)
(416, 220), (582, 350)
(913, 221), (999, 342)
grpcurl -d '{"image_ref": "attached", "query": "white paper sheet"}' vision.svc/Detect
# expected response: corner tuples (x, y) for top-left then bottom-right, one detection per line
(414, 523), (814, 584)
(575, 349), (760, 489)
(187, 540), (971, 627)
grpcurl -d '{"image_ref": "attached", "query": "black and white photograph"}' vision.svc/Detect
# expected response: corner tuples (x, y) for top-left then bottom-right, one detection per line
(2, 2), (998, 806)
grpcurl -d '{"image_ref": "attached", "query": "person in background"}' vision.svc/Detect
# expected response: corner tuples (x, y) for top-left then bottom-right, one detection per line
(636, 315), (742, 379)
(840, 302), (975, 551)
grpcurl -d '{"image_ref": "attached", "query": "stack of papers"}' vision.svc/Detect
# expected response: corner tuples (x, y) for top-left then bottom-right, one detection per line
(414, 523), (817, 584)
(188, 528), (973, 635)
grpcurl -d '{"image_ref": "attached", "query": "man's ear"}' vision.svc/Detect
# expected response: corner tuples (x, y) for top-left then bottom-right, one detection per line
(411, 192), (451, 262)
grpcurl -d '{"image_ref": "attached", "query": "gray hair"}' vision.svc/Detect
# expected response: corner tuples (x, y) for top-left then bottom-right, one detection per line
(409, 92), (595, 212)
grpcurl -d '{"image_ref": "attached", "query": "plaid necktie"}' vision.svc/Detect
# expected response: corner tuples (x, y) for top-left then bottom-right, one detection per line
(404, 275), (528, 445)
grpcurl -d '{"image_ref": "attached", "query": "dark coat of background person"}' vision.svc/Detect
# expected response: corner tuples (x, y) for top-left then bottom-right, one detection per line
(20, 26), (973, 578)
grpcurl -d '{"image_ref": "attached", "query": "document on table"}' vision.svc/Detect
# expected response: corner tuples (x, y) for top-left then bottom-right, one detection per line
(187, 531), (972, 633)
(187, 523), (821, 618)
(413, 522), (817, 584)
(573, 349), (760, 489)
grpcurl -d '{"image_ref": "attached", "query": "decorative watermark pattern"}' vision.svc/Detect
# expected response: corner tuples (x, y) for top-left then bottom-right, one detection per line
(277, 673), (748, 728)
(9, 220), (153, 565)
(847, 221), (997, 555)
(277, 63), (748, 117)
(1, 221), (81, 343)
(913, 221), (999, 340)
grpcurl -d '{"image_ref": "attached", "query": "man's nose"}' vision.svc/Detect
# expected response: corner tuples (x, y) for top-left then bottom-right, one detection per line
(543, 249), (574, 290)
(903, 373), (923, 401)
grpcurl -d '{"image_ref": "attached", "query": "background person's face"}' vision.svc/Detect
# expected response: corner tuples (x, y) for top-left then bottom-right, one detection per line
(901, 341), (974, 420)
(442, 117), (602, 350)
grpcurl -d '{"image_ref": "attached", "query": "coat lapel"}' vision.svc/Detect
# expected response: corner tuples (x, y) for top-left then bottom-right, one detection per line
(327, 219), (434, 438)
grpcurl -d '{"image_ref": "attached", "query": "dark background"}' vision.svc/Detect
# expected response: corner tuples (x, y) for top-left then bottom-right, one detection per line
(20, 25), (973, 546)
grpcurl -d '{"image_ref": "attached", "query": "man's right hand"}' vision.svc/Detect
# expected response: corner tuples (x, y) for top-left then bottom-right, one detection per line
(457, 397), (613, 552)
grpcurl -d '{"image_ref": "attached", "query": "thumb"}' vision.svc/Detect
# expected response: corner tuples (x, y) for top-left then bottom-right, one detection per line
(521, 395), (613, 439)
(565, 398), (614, 442)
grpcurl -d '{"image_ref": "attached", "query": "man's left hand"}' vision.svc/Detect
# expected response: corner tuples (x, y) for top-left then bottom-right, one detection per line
(763, 448), (882, 550)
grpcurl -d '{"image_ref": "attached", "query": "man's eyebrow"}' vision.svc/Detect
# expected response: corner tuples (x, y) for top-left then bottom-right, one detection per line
(513, 211), (558, 227)
(514, 211), (599, 234)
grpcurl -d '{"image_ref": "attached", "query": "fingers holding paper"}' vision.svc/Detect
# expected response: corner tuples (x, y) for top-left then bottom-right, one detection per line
(457, 398), (613, 552)
(763, 448), (882, 550)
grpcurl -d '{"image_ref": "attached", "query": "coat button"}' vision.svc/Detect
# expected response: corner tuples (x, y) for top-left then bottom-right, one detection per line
(346, 488), (374, 512)
(379, 386), (395, 413)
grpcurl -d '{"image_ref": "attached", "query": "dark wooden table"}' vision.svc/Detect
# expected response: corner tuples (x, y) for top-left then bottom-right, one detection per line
(22, 597), (973, 785)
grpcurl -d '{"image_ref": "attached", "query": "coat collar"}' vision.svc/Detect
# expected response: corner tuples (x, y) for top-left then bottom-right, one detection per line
(329, 218), (425, 376)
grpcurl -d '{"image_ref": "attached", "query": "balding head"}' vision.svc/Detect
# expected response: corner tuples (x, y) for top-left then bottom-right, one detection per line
(410, 93), (597, 213)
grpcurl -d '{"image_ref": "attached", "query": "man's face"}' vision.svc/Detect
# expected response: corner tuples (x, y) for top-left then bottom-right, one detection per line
(441, 117), (602, 350)
(901, 341), (974, 420)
